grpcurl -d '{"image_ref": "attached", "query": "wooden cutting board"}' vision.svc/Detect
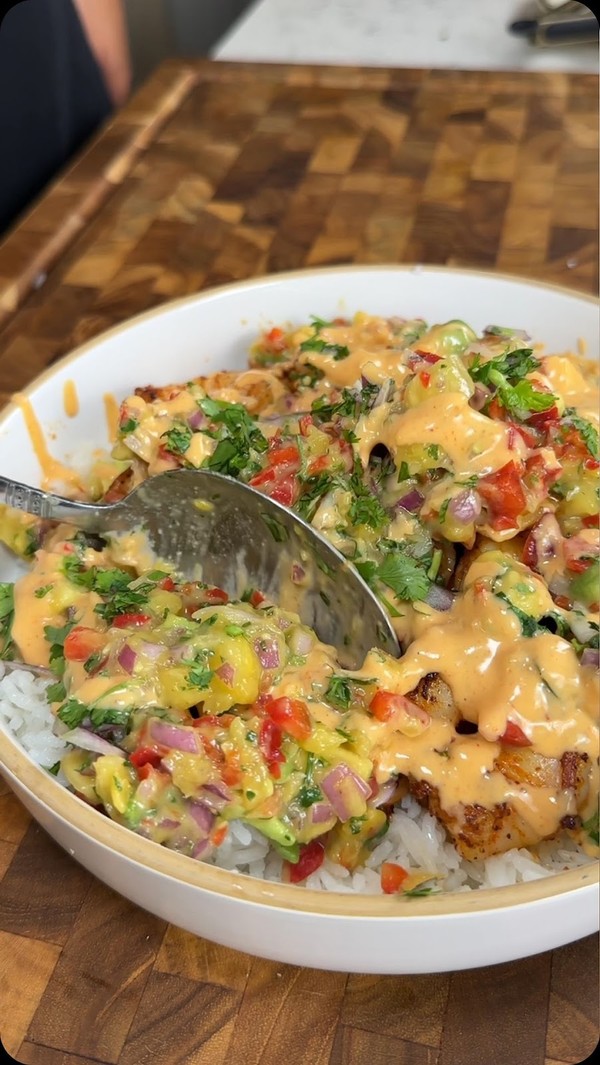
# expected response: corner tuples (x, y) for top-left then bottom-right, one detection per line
(0, 59), (598, 1065)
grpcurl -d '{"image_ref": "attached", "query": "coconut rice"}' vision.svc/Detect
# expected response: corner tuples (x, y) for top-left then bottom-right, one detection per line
(0, 662), (592, 895)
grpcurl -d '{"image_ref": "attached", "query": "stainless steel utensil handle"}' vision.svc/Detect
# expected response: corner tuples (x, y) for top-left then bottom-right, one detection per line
(0, 474), (112, 531)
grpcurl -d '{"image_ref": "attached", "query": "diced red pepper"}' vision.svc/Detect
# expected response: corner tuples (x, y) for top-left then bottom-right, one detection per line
(159, 576), (176, 591)
(130, 747), (163, 771)
(258, 718), (285, 778)
(508, 421), (541, 449)
(479, 461), (526, 529)
(286, 840), (325, 884)
(112, 613), (152, 629)
(381, 862), (409, 894)
(264, 696), (312, 741)
(527, 405), (560, 431)
(500, 720), (532, 747)
(63, 626), (106, 662)
(263, 327), (287, 353)
(419, 371), (431, 387)
(414, 350), (442, 364)
(211, 824), (228, 847)
(270, 473), (297, 507)
(249, 589), (266, 607)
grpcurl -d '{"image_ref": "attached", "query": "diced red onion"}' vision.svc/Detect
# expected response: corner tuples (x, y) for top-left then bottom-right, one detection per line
(189, 802), (215, 834)
(549, 573), (571, 599)
(372, 378), (394, 409)
(288, 628), (314, 656)
(449, 489), (481, 524)
(569, 613), (598, 645)
(254, 638), (280, 669)
(564, 533), (600, 561)
(139, 641), (165, 660)
(150, 720), (199, 753)
(320, 763), (371, 822)
(425, 585), (456, 612)
(277, 617), (292, 631)
(395, 489), (424, 513)
(292, 562), (306, 584)
(158, 818), (180, 830)
(192, 838), (212, 859)
(533, 513), (563, 563)
(187, 409), (206, 430)
(117, 643), (137, 674)
(470, 384), (490, 411)
(197, 783), (231, 812)
(581, 649), (600, 670)
(310, 802), (335, 824)
(61, 728), (123, 757)
(371, 777), (398, 808)
(135, 777), (156, 805)
(216, 662), (235, 686)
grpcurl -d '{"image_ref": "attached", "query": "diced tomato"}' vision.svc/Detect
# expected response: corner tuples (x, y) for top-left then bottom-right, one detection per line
(419, 371), (431, 387)
(308, 454), (330, 475)
(112, 613), (152, 629)
(268, 444), (300, 469)
(222, 749), (242, 787)
(264, 696), (312, 741)
(204, 587), (229, 605)
(249, 467), (276, 488)
(524, 453), (562, 492)
(527, 405), (560, 431)
(263, 327), (287, 353)
(508, 422), (541, 449)
(159, 576), (176, 591)
(130, 747), (163, 771)
(500, 720), (532, 747)
(414, 350), (442, 364)
(584, 457), (600, 471)
(381, 862), (409, 894)
(566, 557), (592, 574)
(583, 514), (600, 528)
(286, 840), (325, 884)
(369, 690), (402, 722)
(211, 824), (228, 847)
(299, 415), (313, 437)
(258, 719), (285, 778)
(479, 461), (526, 529)
(249, 589), (266, 607)
(487, 397), (505, 421)
(156, 445), (180, 468)
(63, 626), (106, 662)
(554, 593), (573, 610)
(270, 473), (297, 507)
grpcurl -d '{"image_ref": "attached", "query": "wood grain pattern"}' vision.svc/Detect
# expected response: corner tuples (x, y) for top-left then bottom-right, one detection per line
(0, 59), (598, 1065)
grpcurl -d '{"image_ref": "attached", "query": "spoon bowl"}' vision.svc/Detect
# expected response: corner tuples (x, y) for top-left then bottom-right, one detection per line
(0, 468), (400, 668)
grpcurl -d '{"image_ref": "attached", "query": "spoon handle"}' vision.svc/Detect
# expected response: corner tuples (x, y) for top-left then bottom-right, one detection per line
(0, 474), (109, 531)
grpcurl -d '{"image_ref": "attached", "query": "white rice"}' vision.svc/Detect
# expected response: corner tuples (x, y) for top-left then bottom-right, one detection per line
(0, 665), (595, 894)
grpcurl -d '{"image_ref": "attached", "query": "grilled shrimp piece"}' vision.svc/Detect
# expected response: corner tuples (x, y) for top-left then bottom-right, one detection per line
(134, 367), (286, 413)
(408, 747), (590, 860)
(408, 673), (459, 726)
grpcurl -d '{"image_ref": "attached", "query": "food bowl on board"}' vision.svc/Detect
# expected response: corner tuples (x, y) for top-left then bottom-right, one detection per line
(0, 266), (598, 974)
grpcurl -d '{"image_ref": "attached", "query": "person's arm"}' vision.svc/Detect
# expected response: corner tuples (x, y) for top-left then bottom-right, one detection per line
(72, 0), (131, 106)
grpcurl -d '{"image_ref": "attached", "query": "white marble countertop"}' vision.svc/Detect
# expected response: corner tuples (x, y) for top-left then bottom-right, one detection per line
(213, 0), (597, 74)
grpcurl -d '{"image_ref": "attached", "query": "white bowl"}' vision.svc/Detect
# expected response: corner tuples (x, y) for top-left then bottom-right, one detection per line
(0, 266), (598, 973)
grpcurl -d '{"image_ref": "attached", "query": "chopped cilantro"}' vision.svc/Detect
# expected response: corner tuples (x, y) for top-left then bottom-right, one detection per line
(375, 552), (431, 602)
(471, 347), (540, 386)
(492, 377), (556, 422)
(403, 885), (441, 897)
(199, 397), (268, 479)
(262, 513), (288, 543)
(562, 408), (600, 459)
(300, 335), (350, 361)
(183, 650), (214, 690)
(0, 583), (15, 657)
(120, 417), (138, 434)
(84, 651), (104, 675)
(161, 423), (192, 456)
(45, 680), (66, 703)
(325, 675), (353, 710)
(583, 809), (599, 846)
(34, 584), (53, 599)
(57, 698), (88, 728)
(225, 624), (246, 637)
(296, 753), (323, 808)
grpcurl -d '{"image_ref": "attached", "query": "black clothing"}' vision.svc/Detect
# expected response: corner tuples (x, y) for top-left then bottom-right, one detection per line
(0, 0), (111, 234)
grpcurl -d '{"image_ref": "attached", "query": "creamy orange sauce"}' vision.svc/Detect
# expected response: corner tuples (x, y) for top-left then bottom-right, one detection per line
(63, 380), (79, 418)
(103, 393), (120, 442)
(13, 394), (84, 493)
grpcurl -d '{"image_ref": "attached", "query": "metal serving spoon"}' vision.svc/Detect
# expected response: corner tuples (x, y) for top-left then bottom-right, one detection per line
(0, 469), (399, 668)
